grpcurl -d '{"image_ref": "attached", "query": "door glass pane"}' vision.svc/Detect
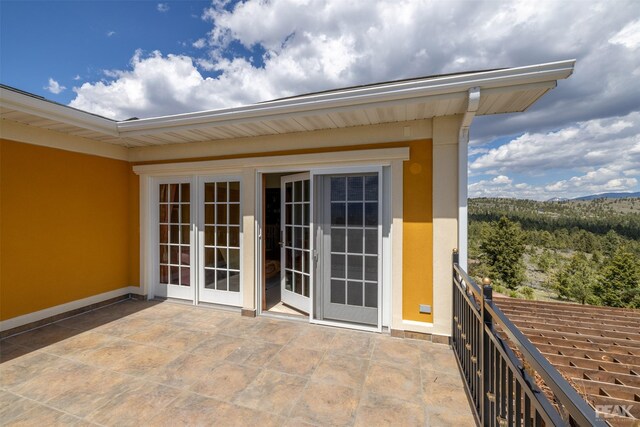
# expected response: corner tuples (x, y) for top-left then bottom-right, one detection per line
(365, 229), (377, 255)
(205, 248), (215, 268)
(364, 283), (377, 308)
(228, 249), (240, 270)
(170, 225), (180, 244)
(364, 203), (377, 226)
(303, 275), (309, 297)
(331, 203), (346, 225)
(294, 272), (303, 294)
(347, 255), (363, 280)
(347, 229), (363, 253)
(170, 204), (180, 223)
(160, 265), (168, 283)
(160, 225), (168, 243)
(331, 280), (345, 304)
(205, 269), (216, 289)
(181, 247), (190, 265)
(159, 245), (168, 264)
(205, 183), (215, 202)
(181, 267), (190, 286)
(216, 270), (228, 291)
(294, 180), (302, 201)
(347, 176), (363, 201)
(331, 254), (346, 278)
(170, 266), (179, 284)
(229, 271), (240, 292)
(331, 177), (346, 201)
(365, 256), (377, 281)
(159, 184), (168, 203)
(347, 281), (363, 306)
(347, 203), (363, 226)
(364, 175), (378, 201)
(159, 204), (168, 223)
(181, 225), (190, 244)
(228, 226), (240, 247)
(169, 184), (179, 202)
(229, 204), (240, 225)
(285, 271), (293, 291)
(216, 204), (227, 224)
(229, 182), (240, 202)
(216, 182), (227, 203)
(205, 204), (214, 224)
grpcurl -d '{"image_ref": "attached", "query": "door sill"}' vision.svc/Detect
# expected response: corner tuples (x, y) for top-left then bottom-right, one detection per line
(310, 318), (381, 333)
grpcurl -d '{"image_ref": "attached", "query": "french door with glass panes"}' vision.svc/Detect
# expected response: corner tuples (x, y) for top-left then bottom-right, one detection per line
(157, 178), (195, 300)
(281, 173), (311, 313)
(156, 176), (242, 306)
(198, 177), (242, 306)
(315, 173), (381, 327)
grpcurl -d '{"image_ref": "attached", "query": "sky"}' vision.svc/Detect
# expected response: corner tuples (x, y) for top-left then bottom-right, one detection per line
(1, 0), (639, 200)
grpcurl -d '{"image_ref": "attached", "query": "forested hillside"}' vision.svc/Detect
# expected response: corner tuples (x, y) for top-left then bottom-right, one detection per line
(468, 197), (640, 308)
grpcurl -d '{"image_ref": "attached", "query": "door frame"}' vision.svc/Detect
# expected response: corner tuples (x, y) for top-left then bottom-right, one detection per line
(255, 164), (388, 333)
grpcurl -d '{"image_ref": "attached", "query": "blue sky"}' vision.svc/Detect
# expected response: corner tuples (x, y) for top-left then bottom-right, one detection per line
(2, 0), (639, 200)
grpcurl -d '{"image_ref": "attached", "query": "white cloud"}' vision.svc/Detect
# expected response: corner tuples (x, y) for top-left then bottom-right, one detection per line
(609, 18), (640, 49)
(107, 30), (116, 37)
(192, 38), (207, 49)
(73, 74), (81, 81)
(492, 175), (512, 185)
(45, 78), (66, 94)
(157, 3), (169, 13)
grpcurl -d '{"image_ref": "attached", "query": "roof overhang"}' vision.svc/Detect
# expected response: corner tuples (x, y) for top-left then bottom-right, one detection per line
(0, 60), (575, 148)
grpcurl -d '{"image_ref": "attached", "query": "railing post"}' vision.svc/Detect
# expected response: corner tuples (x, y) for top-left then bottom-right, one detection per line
(481, 277), (493, 426)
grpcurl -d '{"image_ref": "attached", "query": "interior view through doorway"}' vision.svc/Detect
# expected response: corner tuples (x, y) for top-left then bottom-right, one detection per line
(262, 172), (310, 318)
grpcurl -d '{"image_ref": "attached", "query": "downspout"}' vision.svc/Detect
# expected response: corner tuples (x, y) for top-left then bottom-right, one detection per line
(458, 87), (481, 271)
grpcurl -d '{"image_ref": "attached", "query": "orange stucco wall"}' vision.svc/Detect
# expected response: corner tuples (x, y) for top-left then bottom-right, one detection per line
(402, 140), (433, 322)
(0, 139), (139, 320)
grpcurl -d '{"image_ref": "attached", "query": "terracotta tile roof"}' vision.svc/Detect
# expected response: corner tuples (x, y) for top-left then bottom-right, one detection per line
(495, 296), (640, 426)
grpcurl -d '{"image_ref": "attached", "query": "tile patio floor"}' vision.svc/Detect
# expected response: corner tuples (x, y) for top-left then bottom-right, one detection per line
(0, 300), (475, 426)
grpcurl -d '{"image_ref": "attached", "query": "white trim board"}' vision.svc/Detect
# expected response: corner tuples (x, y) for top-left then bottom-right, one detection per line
(132, 147), (410, 176)
(0, 286), (141, 332)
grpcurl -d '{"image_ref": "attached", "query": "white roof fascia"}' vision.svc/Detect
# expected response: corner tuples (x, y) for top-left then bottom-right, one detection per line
(0, 87), (118, 136)
(116, 59), (575, 135)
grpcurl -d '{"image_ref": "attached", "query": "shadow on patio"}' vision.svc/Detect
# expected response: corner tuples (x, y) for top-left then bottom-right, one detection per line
(0, 299), (475, 426)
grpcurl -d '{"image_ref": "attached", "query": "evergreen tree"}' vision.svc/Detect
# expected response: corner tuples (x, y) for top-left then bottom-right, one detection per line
(594, 247), (640, 307)
(553, 253), (597, 304)
(480, 216), (526, 290)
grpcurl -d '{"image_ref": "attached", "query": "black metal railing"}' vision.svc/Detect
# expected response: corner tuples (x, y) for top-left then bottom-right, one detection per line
(452, 250), (602, 426)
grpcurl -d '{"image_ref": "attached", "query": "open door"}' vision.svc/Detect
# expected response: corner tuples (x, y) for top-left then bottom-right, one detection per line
(280, 173), (311, 313)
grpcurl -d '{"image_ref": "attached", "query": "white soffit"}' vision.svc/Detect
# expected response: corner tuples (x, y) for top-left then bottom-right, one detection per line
(0, 60), (575, 148)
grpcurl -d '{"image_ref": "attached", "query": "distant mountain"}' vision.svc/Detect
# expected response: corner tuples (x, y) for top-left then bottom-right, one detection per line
(572, 192), (640, 201)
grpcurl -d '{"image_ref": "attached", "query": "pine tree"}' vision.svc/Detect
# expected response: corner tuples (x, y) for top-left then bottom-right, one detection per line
(594, 247), (640, 307)
(553, 253), (597, 304)
(480, 216), (526, 290)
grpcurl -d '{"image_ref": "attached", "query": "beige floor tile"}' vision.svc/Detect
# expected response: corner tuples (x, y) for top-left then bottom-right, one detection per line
(76, 339), (177, 376)
(420, 348), (459, 376)
(191, 333), (250, 360)
(234, 369), (307, 416)
(216, 317), (264, 338)
(287, 326), (337, 351)
(12, 358), (100, 402)
(93, 317), (157, 338)
(422, 378), (469, 410)
(291, 380), (361, 426)
(86, 379), (182, 426)
(225, 338), (282, 367)
(427, 407), (476, 426)
(0, 390), (44, 424)
(0, 352), (66, 389)
(147, 391), (229, 426)
(354, 392), (426, 427)
(250, 320), (304, 345)
(189, 361), (260, 401)
(364, 362), (422, 404)
(3, 404), (90, 427)
(41, 330), (116, 357)
(123, 322), (181, 344)
(329, 331), (375, 358)
(266, 344), (324, 377)
(219, 404), (285, 426)
(150, 352), (222, 388)
(372, 336), (422, 367)
(44, 368), (132, 417)
(311, 352), (369, 389)
(152, 328), (213, 353)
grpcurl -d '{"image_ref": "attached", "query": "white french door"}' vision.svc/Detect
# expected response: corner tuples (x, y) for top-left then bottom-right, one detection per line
(154, 176), (242, 306)
(156, 178), (195, 301)
(280, 173), (311, 313)
(198, 177), (242, 306)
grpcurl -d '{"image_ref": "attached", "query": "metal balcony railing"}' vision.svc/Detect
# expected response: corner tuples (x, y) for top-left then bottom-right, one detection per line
(452, 250), (603, 426)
